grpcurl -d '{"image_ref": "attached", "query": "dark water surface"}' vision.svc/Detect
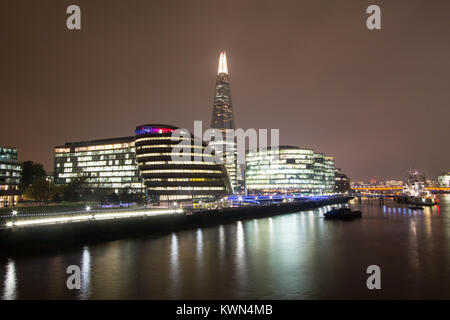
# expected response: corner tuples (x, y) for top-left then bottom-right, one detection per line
(1, 196), (450, 299)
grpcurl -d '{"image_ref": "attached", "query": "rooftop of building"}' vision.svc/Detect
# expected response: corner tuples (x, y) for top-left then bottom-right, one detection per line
(0, 146), (17, 153)
(55, 136), (135, 148)
(246, 145), (315, 153)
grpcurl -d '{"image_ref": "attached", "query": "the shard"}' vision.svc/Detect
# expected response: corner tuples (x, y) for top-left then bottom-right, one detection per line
(210, 51), (238, 191)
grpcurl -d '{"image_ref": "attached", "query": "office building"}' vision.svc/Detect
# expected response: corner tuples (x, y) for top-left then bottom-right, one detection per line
(0, 146), (22, 207)
(335, 168), (351, 193)
(54, 137), (144, 194)
(245, 146), (335, 195)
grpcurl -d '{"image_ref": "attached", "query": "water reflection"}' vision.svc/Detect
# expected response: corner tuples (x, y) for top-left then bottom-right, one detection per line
(235, 221), (247, 294)
(218, 225), (225, 256)
(1, 196), (449, 299)
(169, 233), (179, 296)
(196, 228), (203, 263)
(79, 246), (91, 300)
(2, 258), (17, 300)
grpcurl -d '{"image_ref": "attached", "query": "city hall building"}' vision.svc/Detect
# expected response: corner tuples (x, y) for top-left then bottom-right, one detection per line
(245, 146), (335, 195)
(135, 124), (232, 205)
(0, 146), (22, 207)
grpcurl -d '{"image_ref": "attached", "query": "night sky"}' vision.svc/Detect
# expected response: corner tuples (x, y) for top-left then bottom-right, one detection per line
(1, 0), (449, 181)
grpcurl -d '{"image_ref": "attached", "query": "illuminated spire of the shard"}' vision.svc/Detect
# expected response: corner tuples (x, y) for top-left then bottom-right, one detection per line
(218, 51), (228, 74)
(211, 51), (234, 130)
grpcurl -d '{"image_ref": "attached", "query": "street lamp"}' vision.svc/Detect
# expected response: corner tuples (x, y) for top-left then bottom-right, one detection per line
(85, 205), (91, 212)
(12, 210), (17, 226)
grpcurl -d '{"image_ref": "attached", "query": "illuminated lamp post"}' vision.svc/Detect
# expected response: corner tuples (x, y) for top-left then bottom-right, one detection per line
(12, 210), (17, 226)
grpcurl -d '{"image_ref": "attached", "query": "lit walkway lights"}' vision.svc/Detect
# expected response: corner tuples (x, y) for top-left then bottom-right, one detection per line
(4, 208), (184, 228)
(11, 210), (17, 226)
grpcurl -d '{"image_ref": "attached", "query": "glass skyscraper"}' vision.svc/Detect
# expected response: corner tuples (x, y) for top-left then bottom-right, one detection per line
(210, 51), (239, 192)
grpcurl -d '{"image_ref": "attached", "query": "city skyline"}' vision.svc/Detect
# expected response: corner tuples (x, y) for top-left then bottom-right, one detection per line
(1, 0), (449, 181)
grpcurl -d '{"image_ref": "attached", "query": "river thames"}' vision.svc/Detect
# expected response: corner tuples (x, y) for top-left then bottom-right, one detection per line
(1, 195), (449, 299)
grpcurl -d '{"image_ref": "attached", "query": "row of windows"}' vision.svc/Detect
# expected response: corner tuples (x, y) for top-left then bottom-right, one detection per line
(147, 186), (225, 191)
(146, 178), (221, 182)
(136, 144), (205, 150)
(58, 181), (143, 189)
(140, 169), (223, 174)
(0, 164), (21, 171)
(57, 171), (138, 178)
(55, 149), (135, 157)
(57, 160), (135, 168)
(139, 161), (217, 166)
(136, 152), (215, 159)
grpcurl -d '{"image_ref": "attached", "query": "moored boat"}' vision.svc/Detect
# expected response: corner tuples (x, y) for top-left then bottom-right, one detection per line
(324, 208), (362, 220)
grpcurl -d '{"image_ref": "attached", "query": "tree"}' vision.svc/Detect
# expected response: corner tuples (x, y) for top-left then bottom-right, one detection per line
(62, 177), (88, 202)
(21, 161), (47, 192)
(25, 178), (58, 205)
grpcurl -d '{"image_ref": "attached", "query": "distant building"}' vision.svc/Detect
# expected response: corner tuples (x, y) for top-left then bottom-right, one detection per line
(407, 169), (426, 184)
(335, 168), (351, 193)
(210, 51), (238, 192)
(54, 136), (144, 194)
(438, 172), (450, 187)
(245, 146), (335, 195)
(135, 124), (232, 205)
(385, 180), (403, 187)
(0, 146), (22, 207)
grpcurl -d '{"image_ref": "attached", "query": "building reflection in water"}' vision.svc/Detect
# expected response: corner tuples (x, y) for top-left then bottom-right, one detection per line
(79, 246), (91, 300)
(235, 221), (247, 293)
(169, 233), (179, 296)
(196, 228), (203, 264)
(218, 225), (226, 261)
(2, 258), (17, 300)
(252, 219), (259, 247)
(268, 217), (274, 236)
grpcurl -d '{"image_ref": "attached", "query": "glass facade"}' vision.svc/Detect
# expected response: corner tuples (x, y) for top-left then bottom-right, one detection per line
(0, 146), (22, 207)
(210, 51), (238, 191)
(245, 146), (335, 195)
(54, 137), (144, 193)
(135, 124), (232, 205)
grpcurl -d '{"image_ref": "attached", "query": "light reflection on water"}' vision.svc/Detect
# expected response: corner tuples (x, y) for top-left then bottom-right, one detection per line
(79, 246), (91, 300)
(2, 259), (17, 300)
(1, 195), (450, 299)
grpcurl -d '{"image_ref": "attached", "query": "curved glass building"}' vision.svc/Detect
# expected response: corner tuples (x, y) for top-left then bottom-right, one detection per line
(135, 124), (232, 205)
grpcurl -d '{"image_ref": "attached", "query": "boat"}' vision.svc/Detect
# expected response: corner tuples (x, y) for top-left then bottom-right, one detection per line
(324, 207), (362, 220)
(409, 206), (424, 210)
(401, 181), (437, 206)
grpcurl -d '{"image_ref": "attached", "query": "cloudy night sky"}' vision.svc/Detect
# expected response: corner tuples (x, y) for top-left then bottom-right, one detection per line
(1, 0), (449, 181)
